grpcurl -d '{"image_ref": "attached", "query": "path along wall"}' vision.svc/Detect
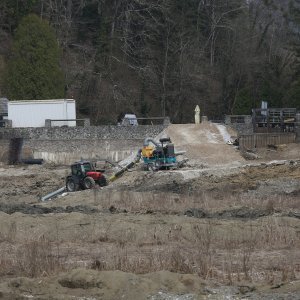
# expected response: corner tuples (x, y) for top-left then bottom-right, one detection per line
(0, 126), (166, 165)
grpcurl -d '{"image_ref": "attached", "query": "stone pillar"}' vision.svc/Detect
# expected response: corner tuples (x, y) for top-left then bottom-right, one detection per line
(244, 115), (252, 124)
(201, 116), (208, 122)
(224, 115), (231, 125)
(6, 120), (12, 128)
(84, 118), (90, 127)
(194, 105), (200, 124)
(295, 113), (300, 143)
(245, 115), (254, 134)
(45, 119), (51, 127)
(163, 116), (171, 125)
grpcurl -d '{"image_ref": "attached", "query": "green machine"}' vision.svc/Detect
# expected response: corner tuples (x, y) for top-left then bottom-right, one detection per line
(142, 137), (177, 171)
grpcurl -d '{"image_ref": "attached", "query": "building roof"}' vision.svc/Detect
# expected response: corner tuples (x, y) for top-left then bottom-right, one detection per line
(0, 98), (8, 116)
(8, 99), (75, 105)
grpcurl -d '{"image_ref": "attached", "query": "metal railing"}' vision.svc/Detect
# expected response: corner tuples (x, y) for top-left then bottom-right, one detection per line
(120, 117), (170, 126)
(252, 108), (297, 133)
(46, 118), (90, 127)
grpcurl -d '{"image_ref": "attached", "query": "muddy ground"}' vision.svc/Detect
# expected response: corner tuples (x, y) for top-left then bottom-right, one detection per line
(0, 124), (300, 299)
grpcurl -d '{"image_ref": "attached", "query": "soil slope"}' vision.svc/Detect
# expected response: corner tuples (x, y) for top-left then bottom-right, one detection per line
(157, 123), (244, 165)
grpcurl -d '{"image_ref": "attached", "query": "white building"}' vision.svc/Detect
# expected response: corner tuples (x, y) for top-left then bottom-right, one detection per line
(8, 99), (76, 128)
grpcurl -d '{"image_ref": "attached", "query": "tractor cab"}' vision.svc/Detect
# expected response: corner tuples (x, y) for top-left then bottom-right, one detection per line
(71, 161), (92, 177)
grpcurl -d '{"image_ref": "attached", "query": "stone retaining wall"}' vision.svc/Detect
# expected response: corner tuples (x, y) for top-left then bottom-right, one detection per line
(0, 125), (166, 140)
(0, 125), (166, 164)
(225, 115), (253, 135)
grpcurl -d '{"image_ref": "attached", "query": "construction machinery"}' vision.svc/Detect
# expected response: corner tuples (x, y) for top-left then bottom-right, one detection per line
(141, 137), (179, 171)
(66, 160), (107, 192)
(42, 138), (186, 200)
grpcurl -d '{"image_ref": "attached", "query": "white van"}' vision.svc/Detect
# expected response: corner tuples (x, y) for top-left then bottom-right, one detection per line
(121, 114), (138, 126)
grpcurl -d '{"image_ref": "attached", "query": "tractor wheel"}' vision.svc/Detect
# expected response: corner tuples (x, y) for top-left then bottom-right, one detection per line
(66, 178), (79, 192)
(98, 175), (107, 187)
(83, 176), (96, 189)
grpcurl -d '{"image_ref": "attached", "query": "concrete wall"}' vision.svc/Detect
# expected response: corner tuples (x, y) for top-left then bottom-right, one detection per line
(29, 139), (143, 164)
(0, 125), (166, 165)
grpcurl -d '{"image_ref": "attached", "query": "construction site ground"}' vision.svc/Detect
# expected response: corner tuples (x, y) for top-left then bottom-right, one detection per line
(0, 123), (299, 300)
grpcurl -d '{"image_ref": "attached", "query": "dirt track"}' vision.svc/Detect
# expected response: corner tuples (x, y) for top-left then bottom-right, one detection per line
(0, 123), (299, 299)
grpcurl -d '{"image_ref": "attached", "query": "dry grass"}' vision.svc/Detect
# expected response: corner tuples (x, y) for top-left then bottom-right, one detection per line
(0, 220), (298, 284)
(0, 223), (65, 277)
(87, 220), (298, 284)
(0, 191), (299, 285)
(0, 236), (65, 277)
(85, 215), (299, 284)
(0, 221), (17, 243)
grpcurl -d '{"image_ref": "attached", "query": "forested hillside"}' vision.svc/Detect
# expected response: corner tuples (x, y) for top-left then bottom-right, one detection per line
(0, 0), (299, 124)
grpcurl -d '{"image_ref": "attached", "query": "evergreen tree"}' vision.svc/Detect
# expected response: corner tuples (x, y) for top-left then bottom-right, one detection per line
(5, 14), (64, 100)
(0, 0), (37, 31)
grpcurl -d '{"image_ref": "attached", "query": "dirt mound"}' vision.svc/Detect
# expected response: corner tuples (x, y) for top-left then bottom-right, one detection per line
(157, 123), (244, 165)
(1, 268), (299, 299)
(110, 160), (300, 200)
(0, 164), (66, 204)
(0, 269), (204, 299)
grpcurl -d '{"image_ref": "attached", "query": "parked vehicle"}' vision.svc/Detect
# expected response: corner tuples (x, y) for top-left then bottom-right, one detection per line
(66, 160), (107, 192)
(121, 114), (138, 126)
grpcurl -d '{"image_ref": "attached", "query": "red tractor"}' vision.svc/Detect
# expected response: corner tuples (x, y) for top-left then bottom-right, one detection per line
(66, 160), (107, 192)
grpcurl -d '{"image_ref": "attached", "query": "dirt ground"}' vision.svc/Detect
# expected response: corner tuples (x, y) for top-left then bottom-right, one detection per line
(0, 123), (299, 300)
(157, 123), (245, 166)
